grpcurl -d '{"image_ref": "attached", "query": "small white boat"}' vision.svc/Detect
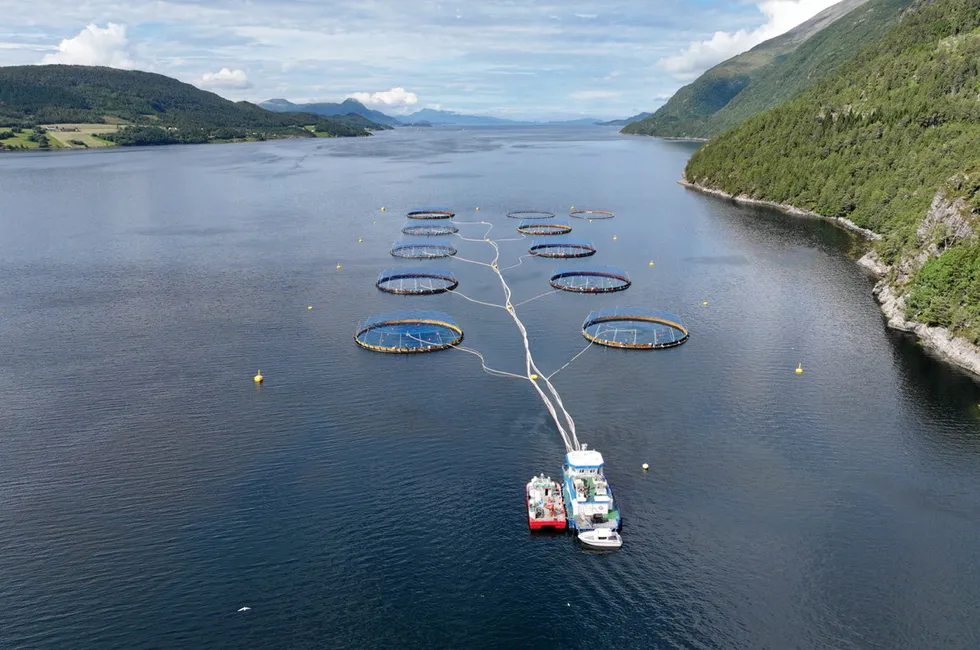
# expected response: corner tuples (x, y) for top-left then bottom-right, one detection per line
(577, 528), (622, 549)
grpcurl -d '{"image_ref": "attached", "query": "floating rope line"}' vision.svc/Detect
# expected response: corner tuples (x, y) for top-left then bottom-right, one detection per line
(512, 289), (561, 308)
(451, 290), (507, 310)
(451, 345), (529, 380)
(545, 340), (594, 381)
(452, 220), (581, 452)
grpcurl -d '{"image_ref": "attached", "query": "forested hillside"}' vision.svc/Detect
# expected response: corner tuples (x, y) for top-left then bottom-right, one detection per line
(0, 65), (378, 145)
(685, 0), (980, 342)
(623, 0), (907, 138)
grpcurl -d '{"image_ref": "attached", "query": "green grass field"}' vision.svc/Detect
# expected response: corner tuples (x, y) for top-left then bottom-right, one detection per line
(0, 130), (54, 150)
(41, 124), (120, 148)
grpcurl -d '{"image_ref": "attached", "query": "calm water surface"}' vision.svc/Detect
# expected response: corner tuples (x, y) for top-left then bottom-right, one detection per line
(2, 127), (980, 649)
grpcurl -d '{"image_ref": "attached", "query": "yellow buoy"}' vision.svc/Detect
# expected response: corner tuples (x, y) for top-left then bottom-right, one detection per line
(381, 207), (386, 211)
(253, 370), (263, 384)
(570, 205), (574, 210)
(308, 306), (313, 310)
(642, 463), (649, 471)
(530, 374), (538, 380)
(589, 219), (593, 223)
(649, 261), (655, 267)
(358, 238), (363, 243)
(796, 363), (803, 375)
(492, 263), (498, 269)
(507, 304), (513, 309)
(336, 264), (342, 270)
(476, 207), (480, 211)
(612, 236), (618, 241)
(702, 301), (708, 306)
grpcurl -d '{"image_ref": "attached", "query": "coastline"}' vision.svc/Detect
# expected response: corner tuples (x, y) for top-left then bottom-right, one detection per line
(677, 179), (880, 240)
(679, 178), (980, 379)
(0, 130), (371, 153)
(621, 133), (709, 142)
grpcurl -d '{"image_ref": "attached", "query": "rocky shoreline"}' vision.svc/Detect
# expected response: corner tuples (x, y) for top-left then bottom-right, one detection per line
(679, 178), (980, 379)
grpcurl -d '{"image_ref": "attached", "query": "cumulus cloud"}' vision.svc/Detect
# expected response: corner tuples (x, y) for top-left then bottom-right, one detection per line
(660, 0), (839, 77)
(41, 23), (133, 68)
(345, 87), (419, 109)
(199, 67), (251, 89)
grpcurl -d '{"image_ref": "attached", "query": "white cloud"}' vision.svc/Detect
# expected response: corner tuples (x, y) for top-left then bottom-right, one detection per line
(199, 67), (251, 89)
(569, 90), (622, 101)
(345, 87), (419, 108)
(5, 1), (744, 119)
(41, 23), (133, 68)
(660, 0), (839, 77)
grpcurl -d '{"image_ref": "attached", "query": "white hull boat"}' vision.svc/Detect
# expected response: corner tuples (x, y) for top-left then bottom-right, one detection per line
(577, 528), (622, 549)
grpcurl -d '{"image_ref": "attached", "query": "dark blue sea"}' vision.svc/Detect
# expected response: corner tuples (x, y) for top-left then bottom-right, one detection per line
(2, 127), (980, 649)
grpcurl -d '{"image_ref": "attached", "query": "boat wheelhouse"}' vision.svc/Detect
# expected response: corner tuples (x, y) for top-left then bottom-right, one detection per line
(562, 446), (620, 531)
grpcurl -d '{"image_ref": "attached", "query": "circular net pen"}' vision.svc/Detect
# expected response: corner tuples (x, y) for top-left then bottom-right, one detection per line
(529, 238), (597, 259)
(569, 209), (615, 220)
(355, 311), (463, 353)
(518, 220), (572, 236)
(507, 210), (556, 220)
(582, 308), (689, 349)
(376, 268), (458, 295)
(550, 266), (631, 293)
(390, 240), (457, 259)
(401, 220), (459, 236)
(407, 208), (455, 220)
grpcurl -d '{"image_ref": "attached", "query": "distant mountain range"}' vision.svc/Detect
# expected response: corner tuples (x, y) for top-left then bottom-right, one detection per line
(259, 98), (629, 127)
(260, 98), (402, 126)
(623, 0), (907, 138)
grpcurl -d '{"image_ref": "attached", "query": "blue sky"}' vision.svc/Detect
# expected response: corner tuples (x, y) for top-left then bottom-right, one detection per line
(0, 0), (842, 120)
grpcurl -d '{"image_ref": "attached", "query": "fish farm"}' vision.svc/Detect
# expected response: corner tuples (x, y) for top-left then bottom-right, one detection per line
(528, 238), (597, 259)
(401, 220), (460, 236)
(406, 208), (455, 219)
(389, 240), (458, 259)
(549, 266), (631, 293)
(376, 268), (459, 295)
(517, 220), (573, 236)
(354, 311), (464, 353)
(581, 308), (689, 349)
(507, 210), (556, 220)
(353, 206), (691, 548)
(569, 209), (615, 220)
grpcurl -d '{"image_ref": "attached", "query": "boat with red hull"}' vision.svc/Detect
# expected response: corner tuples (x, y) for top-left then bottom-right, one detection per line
(526, 474), (567, 530)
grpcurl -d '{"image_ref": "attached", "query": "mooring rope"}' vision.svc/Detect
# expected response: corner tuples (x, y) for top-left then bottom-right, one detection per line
(512, 289), (560, 308)
(546, 340), (594, 381)
(451, 290), (507, 310)
(452, 221), (581, 452)
(452, 345), (528, 380)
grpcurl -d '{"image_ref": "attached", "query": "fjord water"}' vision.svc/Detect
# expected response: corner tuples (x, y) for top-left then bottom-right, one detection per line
(2, 127), (980, 650)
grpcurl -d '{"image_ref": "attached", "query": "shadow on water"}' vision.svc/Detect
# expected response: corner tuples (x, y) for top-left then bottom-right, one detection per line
(690, 190), (867, 257)
(889, 329), (980, 446)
